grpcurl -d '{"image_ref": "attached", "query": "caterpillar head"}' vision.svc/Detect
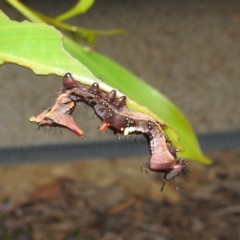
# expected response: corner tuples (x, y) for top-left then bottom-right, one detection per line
(161, 159), (187, 191)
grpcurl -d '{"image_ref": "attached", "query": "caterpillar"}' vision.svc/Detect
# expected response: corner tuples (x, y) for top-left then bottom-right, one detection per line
(30, 73), (188, 191)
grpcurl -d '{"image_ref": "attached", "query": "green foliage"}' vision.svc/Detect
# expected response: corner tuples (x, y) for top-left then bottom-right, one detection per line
(55, 0), (95, 21)
(6, 0), (126, 45)
(0, 11), (96, 78)
(0, 1), (211, 164)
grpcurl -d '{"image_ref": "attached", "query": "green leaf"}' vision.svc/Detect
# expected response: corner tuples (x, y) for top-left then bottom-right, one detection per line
(0, 7), (211, 164)
(6, 0), (125, 46)
(0, 10), (96, 78)
(55, 0), (95, 21)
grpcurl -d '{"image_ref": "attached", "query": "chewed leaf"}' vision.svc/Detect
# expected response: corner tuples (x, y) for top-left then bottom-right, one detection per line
(55, 0), (95, 21)
(0, 10), (97, 79)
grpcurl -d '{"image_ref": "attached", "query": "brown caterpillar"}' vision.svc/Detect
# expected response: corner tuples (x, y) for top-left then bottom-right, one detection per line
(30, 73), (188, 191)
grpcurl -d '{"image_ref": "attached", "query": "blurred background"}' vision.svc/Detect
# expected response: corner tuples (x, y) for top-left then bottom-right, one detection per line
(0, 0), (240, 239)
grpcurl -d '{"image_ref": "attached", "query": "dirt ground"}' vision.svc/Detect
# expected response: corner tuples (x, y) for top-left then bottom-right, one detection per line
(0, 150), (239, 240)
